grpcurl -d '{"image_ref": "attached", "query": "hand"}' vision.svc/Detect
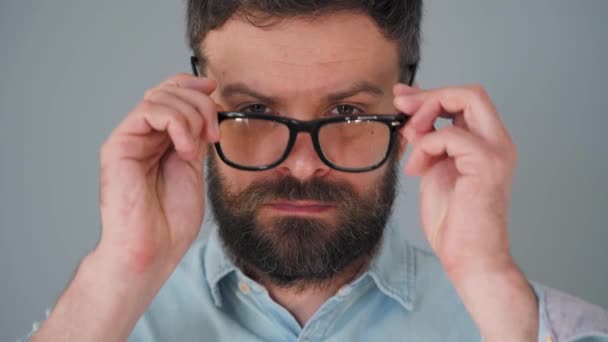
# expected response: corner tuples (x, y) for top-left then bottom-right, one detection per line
(394, 84), (538, 341)
(394, 84), (516, 275)
(32, 74), (220, 342)
(98, 73), (218, 275)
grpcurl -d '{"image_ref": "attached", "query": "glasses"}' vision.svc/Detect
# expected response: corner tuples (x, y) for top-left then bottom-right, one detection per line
(189, 55), (414, 173)
(214, 111), (408, 172)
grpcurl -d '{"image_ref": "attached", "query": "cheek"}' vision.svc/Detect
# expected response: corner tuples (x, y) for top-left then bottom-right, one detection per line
(213, 154), (270, 192)
(337, 172), (382, 197)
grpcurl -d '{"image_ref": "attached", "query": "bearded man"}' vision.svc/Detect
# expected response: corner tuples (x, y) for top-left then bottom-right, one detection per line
(26, 1), (608, 341)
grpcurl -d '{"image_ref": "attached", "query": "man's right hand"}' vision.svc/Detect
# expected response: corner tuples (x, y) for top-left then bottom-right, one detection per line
(32, 74), (218, 342)
(97, 73), (218, 274)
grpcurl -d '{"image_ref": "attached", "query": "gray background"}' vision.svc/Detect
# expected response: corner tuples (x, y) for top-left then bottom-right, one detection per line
(1, 0), (607, 340)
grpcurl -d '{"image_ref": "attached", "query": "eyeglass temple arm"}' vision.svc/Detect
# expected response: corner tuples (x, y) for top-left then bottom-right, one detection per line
(407, 63), (418, 86)
(191, 56), (200, 76)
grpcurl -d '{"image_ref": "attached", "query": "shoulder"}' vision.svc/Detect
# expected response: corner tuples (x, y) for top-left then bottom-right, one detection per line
(534, 283), (608, 341)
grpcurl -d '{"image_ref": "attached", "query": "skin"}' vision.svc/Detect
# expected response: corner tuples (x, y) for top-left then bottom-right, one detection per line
(32, 11), (537, 342)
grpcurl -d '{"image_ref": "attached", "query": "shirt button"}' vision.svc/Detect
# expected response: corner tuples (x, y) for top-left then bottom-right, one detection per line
(337, 286), (350, 296)
(238, 281), (251, 294)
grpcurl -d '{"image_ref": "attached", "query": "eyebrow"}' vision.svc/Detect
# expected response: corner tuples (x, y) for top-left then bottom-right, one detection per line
(220, 80), (384, 105)
(221, 83), (280, 106)
(326, 81), (384, 102)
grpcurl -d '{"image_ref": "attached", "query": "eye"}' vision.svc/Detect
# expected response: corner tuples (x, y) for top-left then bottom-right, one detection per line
(240, 103), (274, 114)
(329, 104), (365, 116)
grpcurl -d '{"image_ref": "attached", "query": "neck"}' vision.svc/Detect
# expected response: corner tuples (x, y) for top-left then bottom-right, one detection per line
(250, 257), (370, 326)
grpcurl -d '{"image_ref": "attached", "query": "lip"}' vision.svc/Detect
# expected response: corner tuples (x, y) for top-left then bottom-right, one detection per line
(265, 201), (334, 214)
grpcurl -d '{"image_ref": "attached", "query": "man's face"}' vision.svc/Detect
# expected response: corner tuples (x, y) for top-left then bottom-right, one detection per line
(203, 12), (405, 285)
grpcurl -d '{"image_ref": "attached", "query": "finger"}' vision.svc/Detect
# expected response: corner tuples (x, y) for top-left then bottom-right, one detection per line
(144, 88), (202, 139)
(452, 114), (468, 129)
(395, 86), (507, 144)
(137, 100), (199, 161)
(404, 149), (445, 176)
(401, 118), (435, 149)
(405, 126), (490, 177)
(160, 73), (217, 94)
(393, 83), (421, 97)
(157, 85), (219, 142)
(394, 90), (425, 116)
(401, 97), (443, 142)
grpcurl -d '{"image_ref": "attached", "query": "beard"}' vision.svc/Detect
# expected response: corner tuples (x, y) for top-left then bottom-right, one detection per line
(206, 149), (399, 288)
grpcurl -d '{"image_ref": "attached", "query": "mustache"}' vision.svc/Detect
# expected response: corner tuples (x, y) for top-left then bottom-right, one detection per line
(224, 175), (359, 213)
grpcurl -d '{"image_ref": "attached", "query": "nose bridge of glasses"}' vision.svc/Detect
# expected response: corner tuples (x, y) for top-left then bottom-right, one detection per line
(286, 117), (319, 136)
(276, 122), (330, 179)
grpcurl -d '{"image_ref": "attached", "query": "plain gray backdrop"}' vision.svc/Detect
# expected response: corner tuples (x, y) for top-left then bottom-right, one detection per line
(1, 0), (607, 340)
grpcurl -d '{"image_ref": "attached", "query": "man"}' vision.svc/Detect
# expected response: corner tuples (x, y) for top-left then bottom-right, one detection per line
(24, 0), (608, 341)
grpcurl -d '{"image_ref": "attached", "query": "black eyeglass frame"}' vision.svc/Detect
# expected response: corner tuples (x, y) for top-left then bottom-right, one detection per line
(214, 111), (409, 173)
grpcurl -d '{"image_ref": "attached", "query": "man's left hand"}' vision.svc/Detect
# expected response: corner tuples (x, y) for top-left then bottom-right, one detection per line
(394, 84), (538, 341)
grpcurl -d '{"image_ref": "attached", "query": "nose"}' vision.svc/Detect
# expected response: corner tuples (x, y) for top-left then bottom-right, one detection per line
(276, 132), (330, 181)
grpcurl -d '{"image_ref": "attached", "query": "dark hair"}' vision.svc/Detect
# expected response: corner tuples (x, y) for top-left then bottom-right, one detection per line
(186, 0), (423, 83)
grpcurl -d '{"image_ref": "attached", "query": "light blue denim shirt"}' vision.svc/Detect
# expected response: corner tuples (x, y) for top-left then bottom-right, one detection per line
(21, 222), (608, 341)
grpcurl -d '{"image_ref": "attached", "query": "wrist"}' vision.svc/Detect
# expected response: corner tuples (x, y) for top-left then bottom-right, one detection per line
(448, 260), (539, 341)
(32, 250), (162, 342)
(92, 235), (181, 278)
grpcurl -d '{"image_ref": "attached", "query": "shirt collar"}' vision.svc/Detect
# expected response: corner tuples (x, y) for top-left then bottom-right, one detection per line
(203, 226), (236, 307)
(366, 221), (416, 311)
(202, 219), (416, 311)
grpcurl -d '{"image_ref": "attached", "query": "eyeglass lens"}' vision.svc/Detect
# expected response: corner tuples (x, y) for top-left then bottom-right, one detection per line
(318, 121), (390, 168)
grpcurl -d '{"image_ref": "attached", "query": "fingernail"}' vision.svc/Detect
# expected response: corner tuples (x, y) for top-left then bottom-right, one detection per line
(394, 83), (419, 96)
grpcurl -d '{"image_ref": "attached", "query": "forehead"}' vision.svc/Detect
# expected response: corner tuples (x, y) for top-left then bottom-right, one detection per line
(202, 12), (399, 94)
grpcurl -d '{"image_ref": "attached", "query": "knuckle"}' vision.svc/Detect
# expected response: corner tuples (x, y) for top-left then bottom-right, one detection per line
(164, 109), (182, 122)
(468, 84), (489, 99)
(185, 110), (203, 133)
(198, 96), (217, 118)
(99, 137), (122, 162)
(143, 88), (160, 100)
(169, 111), (190, 130)
(179, 86), (213, 115)
(137, 99), (154, 112)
